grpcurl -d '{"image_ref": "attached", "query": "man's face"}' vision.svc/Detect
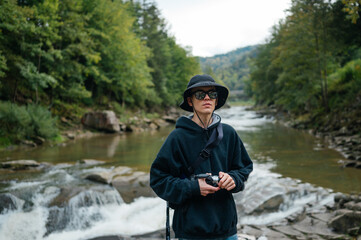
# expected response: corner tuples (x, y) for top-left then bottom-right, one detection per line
(187, 86), (218, 115)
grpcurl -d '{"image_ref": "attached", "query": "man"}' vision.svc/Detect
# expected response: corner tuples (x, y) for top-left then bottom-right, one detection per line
(150, 74), (253, 240)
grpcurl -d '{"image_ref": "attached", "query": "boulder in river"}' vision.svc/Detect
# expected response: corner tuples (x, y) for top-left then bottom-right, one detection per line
(85, 166), (133, 185)
(112, 171), (156, 203)
(84, 166), (156, 203)
(81, 110), (120, 132)
(0, 160), (40, 170)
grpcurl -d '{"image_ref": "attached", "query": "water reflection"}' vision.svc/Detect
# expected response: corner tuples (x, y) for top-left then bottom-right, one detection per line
(0, 128), (172, 172)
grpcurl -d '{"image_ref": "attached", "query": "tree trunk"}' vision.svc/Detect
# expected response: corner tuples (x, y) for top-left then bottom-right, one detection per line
(12, 78), (18, 103)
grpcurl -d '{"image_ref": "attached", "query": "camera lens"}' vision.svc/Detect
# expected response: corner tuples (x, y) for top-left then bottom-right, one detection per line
(205, 175), (219, 187)
(211, 176), (219, 182)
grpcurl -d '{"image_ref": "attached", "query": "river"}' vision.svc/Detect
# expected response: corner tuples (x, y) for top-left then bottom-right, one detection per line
(0, 106), (360, 240)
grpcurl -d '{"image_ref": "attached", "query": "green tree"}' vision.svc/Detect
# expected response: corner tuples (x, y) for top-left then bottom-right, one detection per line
(249, 26), (282, 106)
(128, 0), (200, 106)
(266, 0), (338, 113)
(249, 0), (361, 122)
(0, 0), (62, 103)
(83, 0), (154, 107)
(342, 0), (361, 23)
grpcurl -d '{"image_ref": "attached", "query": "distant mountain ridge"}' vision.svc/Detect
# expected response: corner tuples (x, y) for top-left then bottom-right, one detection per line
(199, 45), (258, 90)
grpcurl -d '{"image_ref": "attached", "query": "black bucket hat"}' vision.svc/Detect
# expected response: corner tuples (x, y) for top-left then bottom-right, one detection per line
(180, 74), (229, 112)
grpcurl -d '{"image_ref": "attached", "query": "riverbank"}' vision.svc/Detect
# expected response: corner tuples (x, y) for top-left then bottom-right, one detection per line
(0, 106), (183, 153)
(252, 105), (361, 170)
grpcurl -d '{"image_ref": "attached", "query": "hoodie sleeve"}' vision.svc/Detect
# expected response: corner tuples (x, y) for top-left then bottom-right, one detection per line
(227, 130), (253, 193)
(150, 134), (200, 205)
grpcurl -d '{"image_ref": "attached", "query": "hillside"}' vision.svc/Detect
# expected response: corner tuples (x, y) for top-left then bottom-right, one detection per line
(199, 45), (258, 90)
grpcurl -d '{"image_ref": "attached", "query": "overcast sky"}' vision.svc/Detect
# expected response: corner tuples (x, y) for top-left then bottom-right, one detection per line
(153, 0), (292, 57)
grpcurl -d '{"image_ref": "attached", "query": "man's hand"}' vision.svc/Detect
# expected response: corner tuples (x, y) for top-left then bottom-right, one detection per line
(218, 172), (236, 191)
(198, 178), (220, 196)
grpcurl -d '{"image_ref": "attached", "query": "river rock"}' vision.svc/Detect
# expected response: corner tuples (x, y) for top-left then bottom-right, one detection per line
(149, 122), (159, 130)
(48, 186), (85, 207)
(84, 166), (155, 202)
(257, 226), (289, 239)
(242, 190), (285, 215)
(162, 115), (177, 123)
(20, 139), (37, 147)
(126, 124), (144, 132)
(152, 118), (169, 128)
(112, 171), (156, 203)
(86, 171), (114, 184)
(85, 166), (133, 185)
(78, 159), (105, 166)
(271, 225), (306, 239)
(0, 160), (40, 170)
(240, 225), (264, 238)
(345, 201), (361, 211)
(292, 216), (338, 238)
(0, 193), (23, 213)
(32, 136), (45, 145)
(328, 209), (361, 233)
(65, 132), (75, 140)
(81, 110), (120, 132)
(254, 194), (284, 213)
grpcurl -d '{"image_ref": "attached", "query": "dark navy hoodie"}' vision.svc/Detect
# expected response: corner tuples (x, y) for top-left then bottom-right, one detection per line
(150, 114), (253, 239)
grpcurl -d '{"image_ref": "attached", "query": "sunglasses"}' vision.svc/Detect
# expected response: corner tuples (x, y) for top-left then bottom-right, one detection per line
(192, 90), (218, 100)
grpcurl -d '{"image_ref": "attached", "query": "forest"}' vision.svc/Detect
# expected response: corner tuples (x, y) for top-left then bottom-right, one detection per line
(1, 0), (360, 146)
(0, 0), (200, 145)
(247, 0), (361, 131)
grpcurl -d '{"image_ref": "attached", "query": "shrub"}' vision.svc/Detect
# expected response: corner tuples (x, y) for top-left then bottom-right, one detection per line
(0, 101), (58, 144)
(26, 104), (58, 139)
(0, 102), (32, 141)
(328, 59), (361, 110)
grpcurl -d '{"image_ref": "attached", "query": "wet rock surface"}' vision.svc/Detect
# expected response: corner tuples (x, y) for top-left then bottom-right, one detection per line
(0, 159), (41, 170)
(84, 166), (157, 203)
(0, 193), (23, 214)
(81, 110), (121, 133)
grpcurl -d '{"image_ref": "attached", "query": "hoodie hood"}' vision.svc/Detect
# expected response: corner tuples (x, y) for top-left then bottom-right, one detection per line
(175, 113), (221, 133)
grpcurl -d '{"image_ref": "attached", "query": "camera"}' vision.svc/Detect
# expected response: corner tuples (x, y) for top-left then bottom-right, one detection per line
(192, 174), (220, 187)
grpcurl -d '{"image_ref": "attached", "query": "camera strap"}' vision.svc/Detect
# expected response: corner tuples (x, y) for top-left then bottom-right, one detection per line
(187, 122), (223, 175)
(166, 122), (223, 239)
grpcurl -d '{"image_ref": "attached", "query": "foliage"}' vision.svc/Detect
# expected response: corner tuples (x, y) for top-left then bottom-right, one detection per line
(0, 101), (58, 144)
(0, 101), (32, 141)
(328, 59), (361, 110)
(0, 0), (201, 144)
(342, 0), (361, 23)
(0, 0), (199, 109)
(127, 0), (200, 106)
(26, 104), (59, 139)
(249, 0), (361, 121)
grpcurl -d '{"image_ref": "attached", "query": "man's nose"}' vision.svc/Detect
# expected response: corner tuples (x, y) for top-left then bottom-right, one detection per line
(204, 93), (211, 100)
